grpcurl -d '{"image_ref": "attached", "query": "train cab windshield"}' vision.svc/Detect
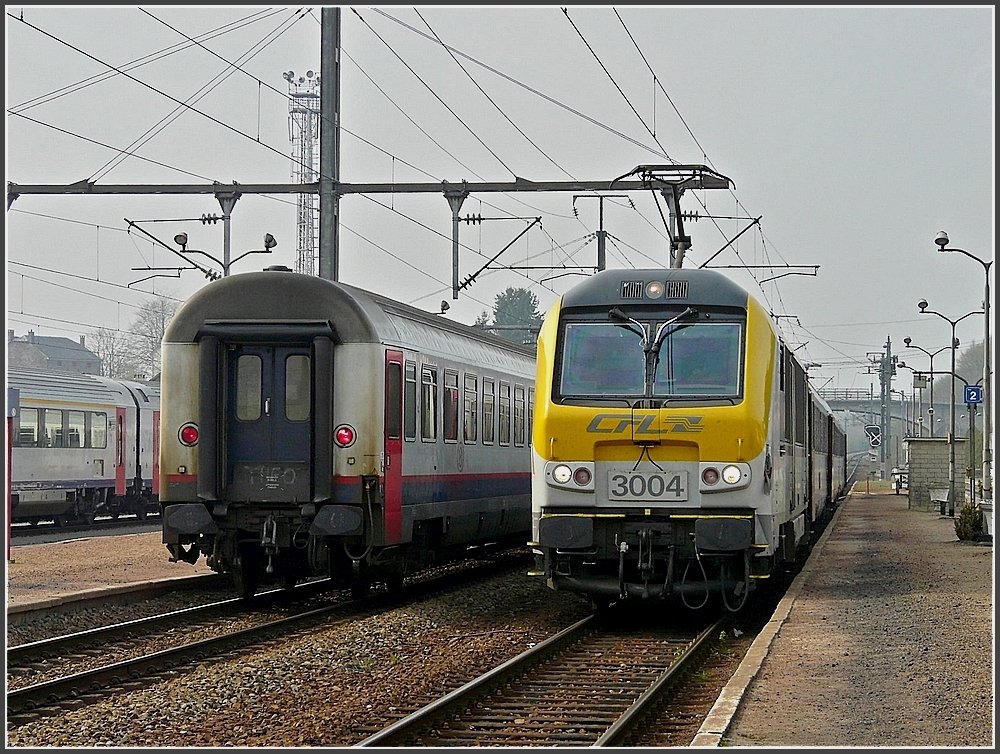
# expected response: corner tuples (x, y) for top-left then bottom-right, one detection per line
(557, 318), (743, 402)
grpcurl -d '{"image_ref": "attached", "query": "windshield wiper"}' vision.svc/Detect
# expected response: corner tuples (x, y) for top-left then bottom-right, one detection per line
(608, 306), (699, 399)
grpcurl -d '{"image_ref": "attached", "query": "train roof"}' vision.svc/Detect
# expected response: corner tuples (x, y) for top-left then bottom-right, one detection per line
(6, 368), (160, 405)
(560, 267), (752, 310)
(165, 267), (535, 370)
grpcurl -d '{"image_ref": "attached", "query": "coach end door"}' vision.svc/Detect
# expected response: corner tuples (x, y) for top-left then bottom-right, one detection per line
(226, 345), (312, 502)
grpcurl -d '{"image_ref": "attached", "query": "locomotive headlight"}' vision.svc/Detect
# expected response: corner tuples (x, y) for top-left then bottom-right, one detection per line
(645, 280), (664, 299)
(334, 424), (357, 448)
(546, 462), (594, 491)
(699, 462), (750, 493)
(722, 465), (743, 484)
(178, 423), (199, 446)
(552, 464), (573, 484)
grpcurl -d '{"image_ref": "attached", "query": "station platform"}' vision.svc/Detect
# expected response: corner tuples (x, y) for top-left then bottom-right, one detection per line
(694, 484), (994, 748)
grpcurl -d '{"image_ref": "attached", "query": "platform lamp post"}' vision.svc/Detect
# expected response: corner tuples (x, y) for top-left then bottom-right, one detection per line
(917, 300), (984, 516)
(960, 403), (979, 506)
(895, 361), (924, 437)
(934, 231), (993, 514)
(901, 340), (951, 438)
(889, 388), (908, 466)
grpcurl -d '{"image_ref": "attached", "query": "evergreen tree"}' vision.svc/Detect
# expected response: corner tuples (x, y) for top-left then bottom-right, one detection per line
(489, 287), (542, 345)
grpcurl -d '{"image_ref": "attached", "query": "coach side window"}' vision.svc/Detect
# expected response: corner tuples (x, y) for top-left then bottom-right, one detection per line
(513, 385), (525, 447)
(67, 411), (85, 448)
(483, 377), (495, 445)
(499, 382), (511, 446)
(421, 365), (438, 442)
(444, 370), (459, 443)
(44, 409), (63, 448)
(16, 407), (39, 447)
(464, 373), (478, 443)
(90, 412), (108, 449)
(404, 361), (417, 442)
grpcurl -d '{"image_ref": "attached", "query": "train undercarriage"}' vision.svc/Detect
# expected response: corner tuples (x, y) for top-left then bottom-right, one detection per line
(164, 501), (524, 599)
(534, 510), (776, 612)
(13, 486), (158, 527)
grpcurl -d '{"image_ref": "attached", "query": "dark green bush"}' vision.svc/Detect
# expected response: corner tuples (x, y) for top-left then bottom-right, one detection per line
(954, 504), (984, 541)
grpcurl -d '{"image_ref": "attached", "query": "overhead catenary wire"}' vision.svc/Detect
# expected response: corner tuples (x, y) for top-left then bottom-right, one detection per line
(9, 8), (673, 307)
(351, 8), (519, 181)
(90, 8), (311, 182)
(370, 7), (673, 162)
(608, 6), (810, 334)
(416, 9), (578, 183)
(8, 8), (856, 381)
(8, 7), (286, 113)
(8, 12), (304, 179)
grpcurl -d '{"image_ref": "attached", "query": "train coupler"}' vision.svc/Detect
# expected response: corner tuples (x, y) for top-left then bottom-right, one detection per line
(617, 540), (629, 601)
(167, 542), (201, 565)
(261, 515), (279, 574)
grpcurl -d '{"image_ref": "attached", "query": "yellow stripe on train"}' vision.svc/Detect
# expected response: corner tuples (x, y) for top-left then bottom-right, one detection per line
(531, 291), (776, 463)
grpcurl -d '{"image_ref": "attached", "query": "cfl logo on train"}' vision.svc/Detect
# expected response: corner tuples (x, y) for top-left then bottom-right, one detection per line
(585, 413), (704, 434)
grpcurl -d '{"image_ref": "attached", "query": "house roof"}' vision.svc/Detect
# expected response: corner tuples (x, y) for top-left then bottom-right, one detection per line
(12, 335), (101, 363)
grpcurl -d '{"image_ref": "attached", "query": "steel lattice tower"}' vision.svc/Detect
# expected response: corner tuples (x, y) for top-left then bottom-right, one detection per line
(284, 70), (321, 276)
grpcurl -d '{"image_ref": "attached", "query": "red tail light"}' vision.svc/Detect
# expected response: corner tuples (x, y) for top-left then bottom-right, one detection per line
(334, 424), (356, 448)
(179, 423), (199, 446)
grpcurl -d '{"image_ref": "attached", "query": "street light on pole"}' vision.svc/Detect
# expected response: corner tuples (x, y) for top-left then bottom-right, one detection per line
(902, 339), (951, 437)
(934, 231), (993, 512)
(930, 369), (982, 507)
(917, 299), (984, 516)
(174, 232), (277, 277)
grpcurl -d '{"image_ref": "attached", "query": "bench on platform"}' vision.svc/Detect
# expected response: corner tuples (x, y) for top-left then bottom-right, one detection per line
(929, 487), (950, 514)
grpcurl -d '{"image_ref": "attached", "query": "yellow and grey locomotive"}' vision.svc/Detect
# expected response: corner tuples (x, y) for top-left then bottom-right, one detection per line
(530, 268), (846, 611)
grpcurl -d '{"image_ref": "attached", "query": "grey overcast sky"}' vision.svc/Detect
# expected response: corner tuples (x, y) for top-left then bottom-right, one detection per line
(4, 4), (995, 395)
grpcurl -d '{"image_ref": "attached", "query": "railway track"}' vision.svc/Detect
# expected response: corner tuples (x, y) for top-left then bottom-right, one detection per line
(356, 610), (729, 747)
(11, 515), (160, 539)
(6, 550), (531, 727)
(7, 580), (336, 685)
(353, 492), (857, 748)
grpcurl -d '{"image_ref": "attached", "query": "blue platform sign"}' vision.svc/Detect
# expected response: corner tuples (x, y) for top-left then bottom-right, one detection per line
(964, 385), (983, 404)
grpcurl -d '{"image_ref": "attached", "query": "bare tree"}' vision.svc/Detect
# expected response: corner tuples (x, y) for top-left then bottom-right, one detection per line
(89, 327), (141, 379)
(129, 298), (178, 379)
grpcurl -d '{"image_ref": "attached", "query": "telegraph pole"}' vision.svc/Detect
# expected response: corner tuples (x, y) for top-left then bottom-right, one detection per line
(881, 336), (896, 481)
(867, 337), (896, 480)
(572, 194), (626, 271)
(318, 7), (340, 282)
